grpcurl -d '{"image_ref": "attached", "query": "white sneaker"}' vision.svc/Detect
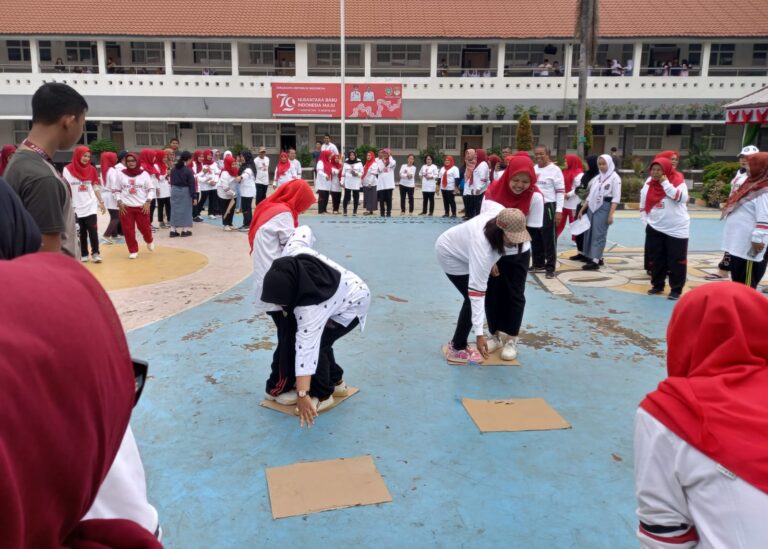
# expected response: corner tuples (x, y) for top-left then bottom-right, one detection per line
(80, 256), (89, 262)
(333, 382), (349, 397)
(128, 252), (138, 259)
(312, 395), (335, 413)
(224, 226), (233, 232)
(208, 214), (216, 219)
(92, 253), (102, 263)
(101, 237), (113, 245)
(485, 335), (503, 353)
(147, 242), (155, 252)
(276, 390), (298, 405)
(501, 339), (518, 361)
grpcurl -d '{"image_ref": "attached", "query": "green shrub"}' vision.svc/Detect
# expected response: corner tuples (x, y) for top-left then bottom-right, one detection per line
(620, 175), (645, 203)
(702, 179), (731, 206)
(686, 142), (714, 169)
(702, 161), (739, 185)
(418, 144), (444, 166)
(88, 139), (119, 154)
(297, 147), (313, 168)
(516, 111), (533, 152)
(486, 145), (503, 158)
(355, 144), (378, 163)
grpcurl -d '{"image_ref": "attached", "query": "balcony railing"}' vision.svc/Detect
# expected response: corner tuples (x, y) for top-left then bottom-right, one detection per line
(240, 66), (296, 76)
(172, 65), (233, 76)
(0, 63), (32, 73)
(439, 68), (499, 78)
(370, 66), (431, 77)
(307, 67), (366, 77)
(639, 66), (702, 77)
(40, 63), (97, 74)
(708, 66), (768, 77)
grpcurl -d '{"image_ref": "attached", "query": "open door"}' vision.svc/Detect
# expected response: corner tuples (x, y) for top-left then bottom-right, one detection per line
(462, 48), (492, 73)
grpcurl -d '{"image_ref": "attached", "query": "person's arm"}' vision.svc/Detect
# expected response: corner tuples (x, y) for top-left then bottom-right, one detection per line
(468, 240), (496, 357)
(527, 193), (545, 229)
(608, 176), (621, 225)
(662, 180), (687, 203)
(554, 168), (565, 215)
(639, 183), (648, 226)
(40, 233), (62, 253)
(750, 194), (768, 256)
(93, 185), (106, 214)
(293, 305), (327, 426)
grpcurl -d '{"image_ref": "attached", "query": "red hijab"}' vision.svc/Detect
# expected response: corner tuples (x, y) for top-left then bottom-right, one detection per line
(0, 144), (16, 176)
(640, 282), (768, 495)
(99, 151), (118, 185)
(331, 153), (342, 173)
(514, 151), (531, 158)
(154, 150), (168, 176)
(644, 157), (675, 214)
(655, 150), (684, 184)
(0, 253), (162, 548)
(275, 152), (291, 180)
(65, 146), (100, 184)
(488, 154), (501, 174)
(248, 179), (316, 253)
(319, 149), (334, 179)
(484, 156), (541, 215)
(139, 149), (159, 177)
(722, 152), (768, 218)
(222, 155), (239, 177)
(562, 154), (584, 194)
(202, 148), (215, 166)
(193, 150), (204, 173)
(362, 150), (376, 178)
(122, 152), (143, 177)
(441, 155), (455, 189)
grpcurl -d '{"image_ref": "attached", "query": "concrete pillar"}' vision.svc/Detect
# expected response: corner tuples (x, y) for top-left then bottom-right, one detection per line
(96, 40), (107, 74)
(295, 41), (308, 77)
(164, 40), (174, 75)
(231, 41), (239, 76)
(364, 42), (372, 78)
(701, 42), (712, 77)
(29, 39), (40, 73)
(563, 43), (574, 79)
(632, 42), (642, 76)
(430, 42), (438, 78)
(496, 42), (506, 78)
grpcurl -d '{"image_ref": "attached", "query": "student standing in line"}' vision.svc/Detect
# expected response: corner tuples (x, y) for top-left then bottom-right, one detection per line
(570, 154), (598, 262)
(557, 154), (584, 238)
(100, 151), (123, 244)
(261, 226), (371, 426)
(62, 145), (106, 263)
(419, 154), (439, 216)
(361, 149), (379, 216)
(330, 153), (343, 214)
(289, 148), (303, 181)
(274, 152), (296, 187)
(254, 147), (270, 204)
(532, 145), (565, 278)
(342, 150), (363, 216)
(217, 154), (239, 231)
(154, 149), (172, 229)
(462, 149), (477, 220)
(578, 154), (621, 271)
(644, 149), (685, 273)
(398, 153), (417, 215)
(169, 151), (196, 238)
(113, 152), (155, 259)
(315, 149), (334, 214)
(193, 149), (215, 220)
(470, 149), (490, 217)
(439, 155), (459, 218)
(376, 148), (396, 217)
(634, 283), (768, 548)
(720, 152), (768, 288)
(641, 157), (690, 300)
(238, 150), (257, 231)
(482, 155), (544, 360)
(139, 149), (160, 232)
(436, 207), (532, 364)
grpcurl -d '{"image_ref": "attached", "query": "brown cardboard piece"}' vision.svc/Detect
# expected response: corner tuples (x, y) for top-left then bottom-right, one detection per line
(259, 387), (359, 416)
(462, 397), (571, 433)
(266, 455), (393, 519)
(441, 345), (520, 366)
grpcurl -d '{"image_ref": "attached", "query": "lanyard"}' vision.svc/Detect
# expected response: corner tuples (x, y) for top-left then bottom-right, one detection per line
(22, 139), (72, 197)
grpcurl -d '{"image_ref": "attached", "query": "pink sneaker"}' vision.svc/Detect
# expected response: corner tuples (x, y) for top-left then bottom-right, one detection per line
(446, 342), (484, 364)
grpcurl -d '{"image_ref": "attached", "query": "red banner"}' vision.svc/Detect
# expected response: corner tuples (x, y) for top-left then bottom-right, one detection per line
(271, 83), (403, 119)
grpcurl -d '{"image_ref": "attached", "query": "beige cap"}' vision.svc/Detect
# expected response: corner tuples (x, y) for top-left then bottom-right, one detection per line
(258, 146), (267, 153)
(495, 208), (531, 245)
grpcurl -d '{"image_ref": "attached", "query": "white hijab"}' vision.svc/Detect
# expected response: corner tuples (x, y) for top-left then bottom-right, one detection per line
(587, 154), (617, 211)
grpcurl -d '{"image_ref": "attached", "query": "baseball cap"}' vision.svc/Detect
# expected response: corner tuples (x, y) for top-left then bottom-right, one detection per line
(258, 146), (267, 153)
(738, 145), (759, 158)
(495, 208), (531, 245)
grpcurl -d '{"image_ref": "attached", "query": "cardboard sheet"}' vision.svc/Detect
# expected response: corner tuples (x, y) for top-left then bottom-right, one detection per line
(259, 387), (359, 416)
(462, 397), (571, 433)
(441, 345), (520, 366)
(266, 455), (392, 519)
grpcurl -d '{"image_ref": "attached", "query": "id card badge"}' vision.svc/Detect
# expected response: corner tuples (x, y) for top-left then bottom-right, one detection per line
(129, 187), (137, 195)
(78, 184), (88, 192)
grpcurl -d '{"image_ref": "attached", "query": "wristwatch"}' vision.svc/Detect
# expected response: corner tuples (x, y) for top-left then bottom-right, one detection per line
(297, 390), (309, 399)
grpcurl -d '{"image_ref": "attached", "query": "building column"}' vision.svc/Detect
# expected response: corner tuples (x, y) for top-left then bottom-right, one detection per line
(29, 39), (40, 73)
(164, 40), (174, 75)
(430, 42), (438, 78)
(231, 41), (239, 76)
(563, 43), (574, 79)
(295, 41), (308, 77)
(632, 42), (642, 76)
(364, 42), (372, 78)
(496, 42), (506, 77)
(96, 40), (107, 74)
(701, 42), (712, 77)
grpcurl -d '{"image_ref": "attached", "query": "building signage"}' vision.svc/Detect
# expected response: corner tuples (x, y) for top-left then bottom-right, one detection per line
(272, 83), (403, 119)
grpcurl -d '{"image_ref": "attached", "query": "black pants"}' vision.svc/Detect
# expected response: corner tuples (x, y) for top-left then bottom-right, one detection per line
(446, 273), (473, 350)
(464, 194), (484, 219)
(730, 254), (768, 289)
(221, 198), (235, 226)
(399, 186), (414, 213)
(442, 190), (457, 217)
(575, 232), (584, 253)
(378, 188), (393, 216)
(331, 191), (342, 213)
(461, 195), (468, 215)
(255, 184), (269, 205)
(531, 202), (557, 273)
(104, 209), (122, 238)
(485, 251), (530, 337)
(195, 190), (218, 216)
(241, 196), (253, 227)
(421, 191), (435, 215)
(77, 214), (99, 256)
(718, 252), (732, 272)
(149, 199), (157, 223)
(343, 188), (360, 215)
(156, 197), (171, 224)
(646, 226), (688, 293)
(317, 190), (330, 214)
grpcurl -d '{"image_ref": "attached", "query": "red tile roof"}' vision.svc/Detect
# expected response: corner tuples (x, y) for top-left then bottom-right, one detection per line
(0, 0), (765, 38)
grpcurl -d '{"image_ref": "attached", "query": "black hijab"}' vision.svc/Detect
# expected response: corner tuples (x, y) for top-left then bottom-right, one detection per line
(345, 152), (358, 165)
(0, 177), (41, 260)
(261, 254), (341, 310)
(582, 154), (599, 189)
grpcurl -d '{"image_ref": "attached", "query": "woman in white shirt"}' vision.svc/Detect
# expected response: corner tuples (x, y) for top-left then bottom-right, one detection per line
(640, 157), (690, 300)
(100, 151), (123, 244)
(578, 154), (622, 270)
(330, 153), (343, 214)
(253, 148), (270, 205)
(463, 149), (490, 219)
(217, 155), (239, 231)
(342, 150), (363, 216)
(315, 150), (334, 214)
(376, 148), (396, 217)
(238, 151), (257, 230)
(558, 155), (584, 238)
(113, 152), (156, 259)
(418, 154), (439, 216)
(439, 155), (460, 218)
(361, 150), (378, 215)
(63, 146), (106, 262)
(398, 154), (416, 215)
(195, 149), (220, 219)
(155, 149), (172, 229)
(634, 283), (768, 549)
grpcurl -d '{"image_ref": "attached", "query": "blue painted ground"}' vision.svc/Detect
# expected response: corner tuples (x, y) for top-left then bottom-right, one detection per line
(127, 216), (724, 548)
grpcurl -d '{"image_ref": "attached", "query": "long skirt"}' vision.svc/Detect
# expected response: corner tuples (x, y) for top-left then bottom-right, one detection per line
(363, 185), (378, 212)
(582, 200), (611, 260)
(170, 185), (194, 228)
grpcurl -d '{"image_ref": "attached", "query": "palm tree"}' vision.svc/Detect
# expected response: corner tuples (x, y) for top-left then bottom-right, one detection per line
(576, 0), (598, 157)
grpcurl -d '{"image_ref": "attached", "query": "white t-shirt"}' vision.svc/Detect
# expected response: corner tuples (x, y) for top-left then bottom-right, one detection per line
(534, 162), (566, 211)
(639, 179), (690, 239)
(563, 173), (583, 210)
(331, 167), (342, 193)
(274, 162), (300, 187)
(63, 166), (100, 218)
(399, 164), (416, 188)
(113, 170), (155, 207)
(239, 168), (256, 198)
(419, 164), (440, 193)
(438, 166), (460, 192)
(156, 172), (171, 199)
(362, 161), (379, 188)
(480, 193), (545, 230)
(342, 162), (363, 190)
(252, 211), (296, 313)
(198, 163), (219, 191)
(321, 143), (339, 155)
(729, 171), (749, 196)
(216, 171), (237, 200)
(254, 156), (270, 186)
(634, 408), (768, 548)
(472, 161), (491, 195)
(721, 192), (768, 262)
(586, 172), (622, 212)
(315, 162), (332, 192)
(376, 157), (396, 190)
(291, 159), (303, 179)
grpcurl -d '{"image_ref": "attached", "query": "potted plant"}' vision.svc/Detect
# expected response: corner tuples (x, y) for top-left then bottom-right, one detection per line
(592, 101), (609, 120)
(700, 103), (718, 120)
(555, 110), (565, 120)
(672, 104), (685, 120)
(541, 109), (552, 121)
(494, 104), (507, 120)
(636, 104), (648, 120)
(658, 104), (672, 120)
(624, 103), (637, 120)
(527, 106), (539, 120)
(466, 105), (477, 120)
(567, 99), (578, 120)
(512, 104), (524, 120)
(610, 104), (625, 120)
(686, 103), (701, 120)
(479, 105), (490, 120)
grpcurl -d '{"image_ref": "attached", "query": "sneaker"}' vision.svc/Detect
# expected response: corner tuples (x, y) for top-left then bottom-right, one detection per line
(418, 212), (426, 216)
(485, 334), (504, 353)
(668, 291), (682, 301)
(582, 262), (599, 271)
(159, 223), (169, 229)
(530, 266), (545, 273)
(545, 271), (556, 279)
(129, 252), (138, 259)
(91, 253), (102, 263)
(193, 216), (204, 223)
(569, 253), (587, 261)
(235, 209), (242, 214)
(237, 225), (248, 232)
(312, 395), (335, 413)
(101, 237), (114, 245)
(446, 342), (484, 364)
(224, 226), (233, 232)
(647, 287), (664, 295)
(276, 390), (298, 406)
(147, 242), (155, 252)
(181, 231), (192, 237)
(333, 382), (349, 397)
(151, 224), (159, 232)
(501, 338), (518, 361)
(208, 214), (216, 219)
(80, 256), (89, 262)
(169, 230), (180, 238)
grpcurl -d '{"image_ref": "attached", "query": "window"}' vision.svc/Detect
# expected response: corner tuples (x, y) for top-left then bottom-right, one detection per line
(65, 41), (93, 63)
(77, 121), (99, 146)
(633, 125), (665, 150)
(438, 45), (462, 67)
(313, 44), (362, 67)
(374, 125), (418, 150)
(135, 122), (177, 147)
(681, 125), (726, 152)
(131, 42), (164, 65)
(427, 125), (458, 150)
(6, 40), (30, 62)
(250, 124), (278, 149)
(195, 123), (242, 148)
(39, 40), (52, 62)
(313, 124), (358, 148)
(492, 125), (541, 150)
(13, 120), (31, 143)
(248, 44), (275, 66)
(686, 43), (702, 66)
(710, 43), (735, 66)
(375, 44), (422, 66)
(753, 44), (768, 66)
(192, 42), (231, 64)
(505, 43), (548, 66)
